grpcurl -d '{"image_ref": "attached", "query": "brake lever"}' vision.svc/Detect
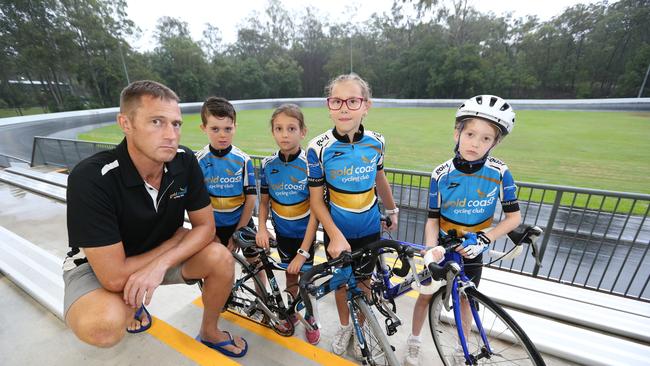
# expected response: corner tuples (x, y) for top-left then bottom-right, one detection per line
(530, 241), (542, 267)
(442, 262), (460, 312)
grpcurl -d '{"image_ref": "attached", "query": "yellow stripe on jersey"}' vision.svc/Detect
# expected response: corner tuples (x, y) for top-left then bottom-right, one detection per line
(271, 199), (310, 220)
(210, 194), (245, 212)
(440, 217), (492, 235)
(329, 188), (376, 213)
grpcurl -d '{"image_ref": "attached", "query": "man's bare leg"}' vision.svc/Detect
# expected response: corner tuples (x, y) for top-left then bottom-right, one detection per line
(66, 289), (136, 348)
(182, 242), (246, 355)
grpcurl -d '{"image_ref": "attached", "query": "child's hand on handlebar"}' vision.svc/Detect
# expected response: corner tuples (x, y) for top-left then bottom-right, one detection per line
(327, 236), (351, 258)
(456, 232), (490, 259)
(424, 246), (445, 265)
(382, 213), (398, 231)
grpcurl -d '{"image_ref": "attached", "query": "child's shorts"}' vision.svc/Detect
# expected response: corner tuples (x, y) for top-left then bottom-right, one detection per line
(215, 219), (255, 246)
(324, 232), (381, 279)
(276, 234), (315, 265)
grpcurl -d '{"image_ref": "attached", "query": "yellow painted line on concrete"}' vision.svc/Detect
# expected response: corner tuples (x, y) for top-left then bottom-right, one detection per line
(193, 298), (357, 366)
(147, 316), (241, 366)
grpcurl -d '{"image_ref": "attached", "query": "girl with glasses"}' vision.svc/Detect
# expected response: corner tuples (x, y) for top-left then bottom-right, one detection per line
(306, 73), (400, 360)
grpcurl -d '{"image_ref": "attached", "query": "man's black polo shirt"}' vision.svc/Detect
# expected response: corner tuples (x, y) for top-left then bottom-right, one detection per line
(65, 138), (210, 266)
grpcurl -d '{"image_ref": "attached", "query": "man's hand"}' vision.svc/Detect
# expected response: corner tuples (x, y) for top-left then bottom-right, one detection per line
(256, 227), (274, 250)
(123, 259), (168, 308)
(287, 254), (307, 275)
(227, 237), (237, 252)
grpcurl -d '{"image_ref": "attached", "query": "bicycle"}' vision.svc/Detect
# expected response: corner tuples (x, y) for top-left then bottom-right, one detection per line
(225, 227), (408, 365)
(225, 227), (312, 336)
(298, 239), (415, 366)
(370, 220), (546, 365)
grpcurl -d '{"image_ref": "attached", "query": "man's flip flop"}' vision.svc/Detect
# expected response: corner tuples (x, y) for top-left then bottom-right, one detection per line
(196, 331), (248, 358)
(126, 305), (152, 334)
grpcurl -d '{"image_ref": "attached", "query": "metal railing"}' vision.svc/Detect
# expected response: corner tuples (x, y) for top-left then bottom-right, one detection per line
(0, 153), (31, 168)
(29, 137), (650, 301)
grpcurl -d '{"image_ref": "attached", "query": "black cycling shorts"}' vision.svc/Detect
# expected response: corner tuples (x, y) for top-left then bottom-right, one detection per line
(324, 232), (381, 279)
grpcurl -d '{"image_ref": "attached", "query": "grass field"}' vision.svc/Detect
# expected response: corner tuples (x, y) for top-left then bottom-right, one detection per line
(0, 107), (48, 118)
(79, 107), (650, 195)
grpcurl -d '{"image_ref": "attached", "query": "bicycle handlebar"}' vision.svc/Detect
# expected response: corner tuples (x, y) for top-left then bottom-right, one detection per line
(299, 239), (409, 290)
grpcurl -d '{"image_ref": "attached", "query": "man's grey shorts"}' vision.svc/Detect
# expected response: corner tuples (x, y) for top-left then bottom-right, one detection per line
(63, 262), (198, 318)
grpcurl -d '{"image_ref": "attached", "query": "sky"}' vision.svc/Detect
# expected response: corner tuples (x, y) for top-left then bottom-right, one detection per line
(124, 0), (603, 51)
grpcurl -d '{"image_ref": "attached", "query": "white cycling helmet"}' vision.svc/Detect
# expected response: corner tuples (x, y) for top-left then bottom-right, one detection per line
(455, 95), (515, 136)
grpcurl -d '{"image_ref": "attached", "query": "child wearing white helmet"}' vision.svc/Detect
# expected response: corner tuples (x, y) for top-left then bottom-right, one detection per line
(403, 95), (522, 366)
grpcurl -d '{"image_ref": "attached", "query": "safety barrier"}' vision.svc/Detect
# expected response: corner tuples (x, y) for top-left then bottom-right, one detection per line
(28, 137), (650, 301)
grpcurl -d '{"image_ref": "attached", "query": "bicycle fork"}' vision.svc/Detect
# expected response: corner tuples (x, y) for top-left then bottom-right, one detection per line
(348, 294), (371, 364)
(452, 282), (494, 365)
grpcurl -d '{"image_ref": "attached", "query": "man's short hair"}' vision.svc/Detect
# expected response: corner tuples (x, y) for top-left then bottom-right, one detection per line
(201, 97), (236, 126)
(120, 80), (179, 117)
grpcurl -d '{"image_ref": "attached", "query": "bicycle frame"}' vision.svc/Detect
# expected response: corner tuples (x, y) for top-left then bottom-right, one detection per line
(372, 239), (519, 365)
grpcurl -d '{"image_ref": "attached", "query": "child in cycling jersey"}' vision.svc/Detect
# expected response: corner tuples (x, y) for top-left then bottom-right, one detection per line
(306, 73), (399, 359)
(256, 104), (320, 345)
(404, 95), (522, 366)
(196, 97), (256, 250)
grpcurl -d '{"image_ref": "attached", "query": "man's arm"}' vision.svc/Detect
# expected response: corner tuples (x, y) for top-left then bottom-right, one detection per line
(84, 235), (180, 293)
(121, 204), (215, 307)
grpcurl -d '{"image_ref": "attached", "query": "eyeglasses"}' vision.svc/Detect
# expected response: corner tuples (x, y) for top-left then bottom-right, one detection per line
(327, 97), (366, 111)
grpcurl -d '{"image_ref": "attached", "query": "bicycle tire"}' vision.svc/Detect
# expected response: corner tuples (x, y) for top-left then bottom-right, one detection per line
(354, 297), (400, 366)
(429, 286), (545, 366)
(228, 253), (269, 320)
(228, 252), (295, 336)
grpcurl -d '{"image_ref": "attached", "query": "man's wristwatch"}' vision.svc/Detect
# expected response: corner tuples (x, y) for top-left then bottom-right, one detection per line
(297, 248), (311, 259)
(385, 207), (400, 215)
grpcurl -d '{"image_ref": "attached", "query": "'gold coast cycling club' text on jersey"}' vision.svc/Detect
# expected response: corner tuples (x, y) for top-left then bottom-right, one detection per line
(428, 156), (520, 235)
(196, 144), (257, 227)
(260, 149), (310, 239)
(307, 126), (384, 238)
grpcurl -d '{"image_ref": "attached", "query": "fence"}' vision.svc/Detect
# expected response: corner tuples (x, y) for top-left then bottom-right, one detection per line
(0, 153), (30, 168)
(29, 137), (650, 301)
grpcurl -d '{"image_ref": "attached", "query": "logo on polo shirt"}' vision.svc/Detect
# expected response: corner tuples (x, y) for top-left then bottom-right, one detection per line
(169, 187), (187, 200)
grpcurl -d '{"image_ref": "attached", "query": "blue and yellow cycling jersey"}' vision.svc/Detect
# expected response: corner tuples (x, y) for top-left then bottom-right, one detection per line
(196, 144), (257, 227)
(428, 156), (520, 235)
(307, 125), (384, 239)
(260, 149), (310, 239)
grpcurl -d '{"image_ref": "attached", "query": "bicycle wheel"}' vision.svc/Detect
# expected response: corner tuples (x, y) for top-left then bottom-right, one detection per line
(228, 252), (268, 323)
(429, 286), (545, 366)
(229, 252), (295, 336)
(353, 297), (400, 366)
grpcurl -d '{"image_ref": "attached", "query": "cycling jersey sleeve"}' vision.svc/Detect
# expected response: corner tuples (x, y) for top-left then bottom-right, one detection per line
(375, 132), (385, 171)
(501, 168), (519, 213)
(244, 157), (257, 195)
(306, 146), (324, 187)
(259, 162), (269, 194)
(428, 172), (441, 219)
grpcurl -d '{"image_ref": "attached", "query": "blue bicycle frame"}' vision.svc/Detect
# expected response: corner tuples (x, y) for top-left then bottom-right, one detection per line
(373, 239), (494, 364)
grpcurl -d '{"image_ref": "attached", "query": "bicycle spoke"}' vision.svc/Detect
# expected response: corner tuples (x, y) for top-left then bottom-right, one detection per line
(429, 287), (544, 365)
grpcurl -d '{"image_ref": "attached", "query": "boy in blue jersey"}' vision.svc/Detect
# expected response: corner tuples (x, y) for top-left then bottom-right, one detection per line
(197, 97), (256, 251)
(404, 95), (522, 366)
(307, 74), (399, 359)
(256, 104), (320, 344)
